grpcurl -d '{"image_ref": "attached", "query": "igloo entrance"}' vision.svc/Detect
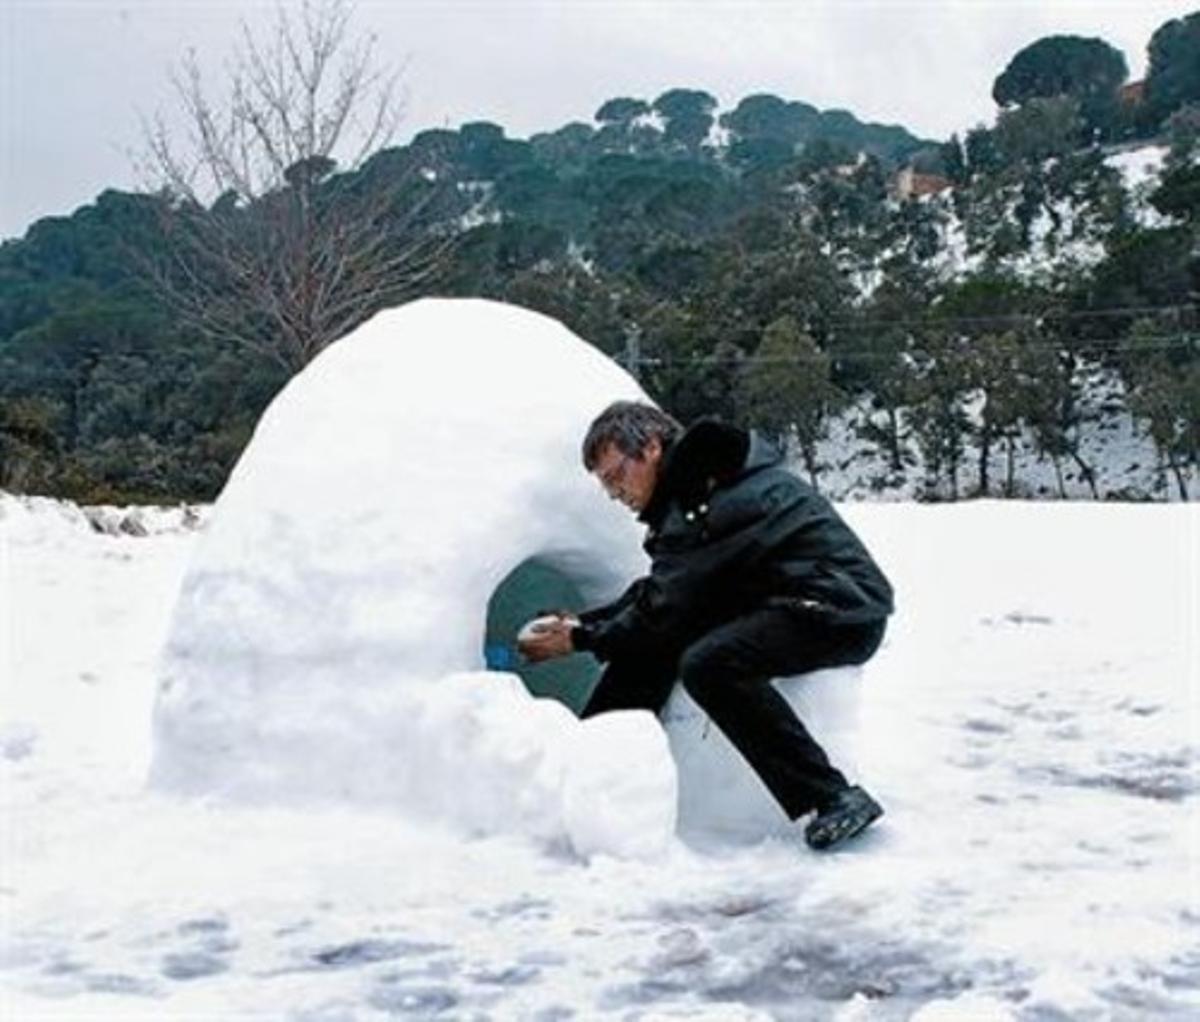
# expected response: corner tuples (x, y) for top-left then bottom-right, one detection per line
(484, 558), (602, 715)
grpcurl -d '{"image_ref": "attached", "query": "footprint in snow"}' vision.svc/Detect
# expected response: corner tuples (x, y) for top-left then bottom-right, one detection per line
(309, 937), (446, 970)
(160, 915), (238, 981)
(84, 971), (161, 996)
(161, 951), (230, 980)
(467, 963), (541, 986)
(962, 716), (1011, 736)
(367, 982), (460, 1015)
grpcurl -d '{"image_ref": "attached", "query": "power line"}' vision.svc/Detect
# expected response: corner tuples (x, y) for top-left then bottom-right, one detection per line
(818, 302), (1200, 331)
(621, 333), (1199, 365)
(631, 302), (1200, 335)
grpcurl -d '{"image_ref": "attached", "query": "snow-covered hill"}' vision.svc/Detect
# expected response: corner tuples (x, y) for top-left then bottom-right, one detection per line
(807, 366), (1191, 502)
(807, 143), (1195, 503)
(2, 492), (1196, 1019)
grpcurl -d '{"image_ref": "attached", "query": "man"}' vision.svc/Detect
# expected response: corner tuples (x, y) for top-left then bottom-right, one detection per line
(519, 401), (893, 850)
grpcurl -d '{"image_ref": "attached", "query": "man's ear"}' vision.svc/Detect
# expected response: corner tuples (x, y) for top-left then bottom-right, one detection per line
(644, 435), (663, 463)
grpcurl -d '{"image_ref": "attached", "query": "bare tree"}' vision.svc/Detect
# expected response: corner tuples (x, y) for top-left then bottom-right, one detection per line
(138, 0), (449, 373)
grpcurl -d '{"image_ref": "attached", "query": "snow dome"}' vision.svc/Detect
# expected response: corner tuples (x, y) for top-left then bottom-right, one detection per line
(149, 297), (863, 855)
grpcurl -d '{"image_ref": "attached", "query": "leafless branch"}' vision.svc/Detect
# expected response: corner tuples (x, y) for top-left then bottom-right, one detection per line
(135, 0), (452, 373)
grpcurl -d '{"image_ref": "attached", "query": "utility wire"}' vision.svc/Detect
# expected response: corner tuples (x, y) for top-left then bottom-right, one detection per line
(630, 303), (1199, 334)
(620, 333), (1199, 365)
(815, 302), (1200, 331)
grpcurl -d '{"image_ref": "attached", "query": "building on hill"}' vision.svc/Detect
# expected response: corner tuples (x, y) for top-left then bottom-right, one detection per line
(892, 166), (952, 200)
(1118, 80), (1146, 108)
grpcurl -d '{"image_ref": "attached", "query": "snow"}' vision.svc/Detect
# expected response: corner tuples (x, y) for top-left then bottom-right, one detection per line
(886, 144), (1174, 293)
(907, 992), (1017, 1021)
(455, 180), (501, 229)
(4, 487), (1197, 1018)
(809, 365), (1195, 503)
(1106, 144), (1172, 231)
(1105, 143), (1168, 190)
(667, 667), (868, 838)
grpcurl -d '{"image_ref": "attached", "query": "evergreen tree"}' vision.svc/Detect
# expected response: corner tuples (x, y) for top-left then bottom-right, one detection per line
(968, 331), (1028, 496)
(843, 279), (927, 475)
(992, 34), (1128, 140)
(1164, 103), (1200, 168)
(737, 316), (844, 486)
(1119, 318), (1198, 499)
(595, 97), (651, 125)
(1022, 345), (1099, 499)
(1128, 363), (1198, 499)
(907, 332), (973, 499)
(994, 96), (1086, 164)
(593, 97), (658, 154)
(652, 89), (718, 153)
(720, 94), (812, 146)
(0, 396), (60, 494)
(1144, 12), (1200, 127)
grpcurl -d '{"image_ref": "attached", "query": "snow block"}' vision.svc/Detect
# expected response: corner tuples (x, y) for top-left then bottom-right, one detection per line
(665, 666), (865, 837)
(560, 710), (677, 860)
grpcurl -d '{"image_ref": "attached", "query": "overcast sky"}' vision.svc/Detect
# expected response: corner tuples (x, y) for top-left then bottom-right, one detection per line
(2, 0), (1196, 241)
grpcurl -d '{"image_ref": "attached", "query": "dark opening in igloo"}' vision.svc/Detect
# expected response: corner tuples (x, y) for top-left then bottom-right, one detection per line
(484, 558), (603, 715)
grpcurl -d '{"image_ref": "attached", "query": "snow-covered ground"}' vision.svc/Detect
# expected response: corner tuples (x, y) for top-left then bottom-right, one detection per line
(3, 492), (1196, 1020)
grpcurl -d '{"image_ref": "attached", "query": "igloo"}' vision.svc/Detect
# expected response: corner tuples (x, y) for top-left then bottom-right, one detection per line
(150, 297), (864, 855)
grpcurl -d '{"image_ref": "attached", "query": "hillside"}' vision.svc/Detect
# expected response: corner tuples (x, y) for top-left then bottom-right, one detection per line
(0, 81), (1196, 504)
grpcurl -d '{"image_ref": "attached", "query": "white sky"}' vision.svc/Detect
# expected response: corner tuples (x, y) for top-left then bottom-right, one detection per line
(1, 0), (1196, 241)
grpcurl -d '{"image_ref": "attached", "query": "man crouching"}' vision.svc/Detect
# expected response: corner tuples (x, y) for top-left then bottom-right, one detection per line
(519, 401), (893, 850)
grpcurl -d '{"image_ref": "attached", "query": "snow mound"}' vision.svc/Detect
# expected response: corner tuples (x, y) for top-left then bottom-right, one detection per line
(0, 491), (206, 543)
(149, 298), (677, 857)
(667, 667), (865, 836)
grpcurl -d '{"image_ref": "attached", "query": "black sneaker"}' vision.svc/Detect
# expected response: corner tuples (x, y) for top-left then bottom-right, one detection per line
(804, 786), (883, 850)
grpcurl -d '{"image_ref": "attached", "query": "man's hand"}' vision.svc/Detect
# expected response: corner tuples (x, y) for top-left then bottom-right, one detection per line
(517, 614), (578, 663)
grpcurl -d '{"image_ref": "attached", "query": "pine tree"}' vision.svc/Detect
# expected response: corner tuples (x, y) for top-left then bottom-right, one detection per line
(737, 316), (843, 487)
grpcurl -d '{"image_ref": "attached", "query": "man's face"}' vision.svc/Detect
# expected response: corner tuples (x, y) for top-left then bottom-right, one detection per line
(592, 437), (662, 513)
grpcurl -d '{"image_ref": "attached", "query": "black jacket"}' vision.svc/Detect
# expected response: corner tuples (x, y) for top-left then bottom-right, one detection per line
(572, 419), (894, 662)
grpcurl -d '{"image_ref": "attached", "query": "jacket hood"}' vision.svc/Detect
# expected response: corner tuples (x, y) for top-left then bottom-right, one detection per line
(639, 419), (780, 526)
(744, 428), (782, 473)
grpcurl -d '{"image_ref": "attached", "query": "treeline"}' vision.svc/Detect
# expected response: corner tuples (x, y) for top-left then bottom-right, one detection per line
(1, 12), (1198, 502)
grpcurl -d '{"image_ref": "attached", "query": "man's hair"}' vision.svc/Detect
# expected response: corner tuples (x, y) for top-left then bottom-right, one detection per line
(581, 401), (684, 470)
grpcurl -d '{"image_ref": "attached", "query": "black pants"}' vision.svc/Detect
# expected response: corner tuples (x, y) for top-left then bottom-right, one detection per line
(581, 607), (886, 819)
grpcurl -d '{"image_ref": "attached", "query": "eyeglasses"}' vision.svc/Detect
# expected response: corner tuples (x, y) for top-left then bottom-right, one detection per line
(597, 452), (633, 494)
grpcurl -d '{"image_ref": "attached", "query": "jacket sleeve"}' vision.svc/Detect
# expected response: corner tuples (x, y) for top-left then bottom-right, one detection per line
(571, 557), (698, 661)
(572, 480), (806, 661)
(575, 579), (645, 627)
